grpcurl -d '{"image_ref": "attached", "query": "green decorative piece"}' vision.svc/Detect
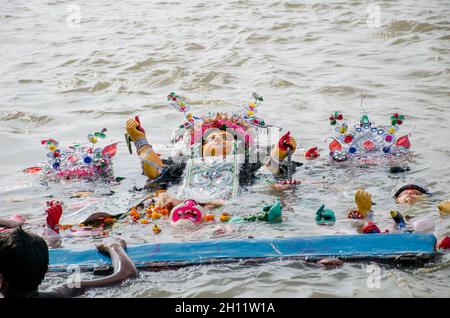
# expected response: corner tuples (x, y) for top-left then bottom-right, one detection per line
(93, 128), (107, 139)
(315, 204), (336, 226)
(242, 199), (283, 223)
(361, 114), (370, 125)
(125, 133), (133, 154)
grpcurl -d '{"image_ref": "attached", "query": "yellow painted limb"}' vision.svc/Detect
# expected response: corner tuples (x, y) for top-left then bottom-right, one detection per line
(355, 189), (372, 217)
(438, 200), (450, 215)
(138, 145), (164, 180)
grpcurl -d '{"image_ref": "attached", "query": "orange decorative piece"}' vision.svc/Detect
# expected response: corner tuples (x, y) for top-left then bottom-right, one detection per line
(58, 224), (73, 231)
(203, 214), (215, 222)
(160, 208), (169, 216)
(220, 213), (231, 222)
(151, 211), (161, 219)
(140, 219), (149, 225)
(155, 206), (170, 216)
(129, 208), (141, 220)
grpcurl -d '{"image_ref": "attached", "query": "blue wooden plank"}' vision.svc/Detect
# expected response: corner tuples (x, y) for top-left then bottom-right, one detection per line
(48, 233), (436, 271)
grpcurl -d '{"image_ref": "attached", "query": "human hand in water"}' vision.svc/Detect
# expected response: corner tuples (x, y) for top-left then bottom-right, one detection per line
(156, 192), (224, 211)
(96, 238), (127, 255)
(156, 192), (183, 211)
(125, 118), (146, 142)
(273, 131), (297, 161)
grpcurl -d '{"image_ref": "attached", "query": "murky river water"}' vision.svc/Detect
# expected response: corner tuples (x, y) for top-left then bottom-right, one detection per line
(1, 0), (449, 297)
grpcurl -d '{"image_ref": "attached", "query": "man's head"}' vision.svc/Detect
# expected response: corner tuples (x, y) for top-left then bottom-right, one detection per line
(394, 184), (428, 204)
(202, 130), (235, 157)
(0, 228), (49, 297)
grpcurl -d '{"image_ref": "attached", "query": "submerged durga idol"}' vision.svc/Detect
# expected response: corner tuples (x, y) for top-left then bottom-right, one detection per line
(124, 93), (301, 220)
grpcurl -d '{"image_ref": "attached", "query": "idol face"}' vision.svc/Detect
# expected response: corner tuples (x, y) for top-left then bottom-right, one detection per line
(396, 189), (424, 204)
(202, 130), (235, 157)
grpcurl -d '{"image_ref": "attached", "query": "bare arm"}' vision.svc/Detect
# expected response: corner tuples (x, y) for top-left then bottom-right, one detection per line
(52, 240), (138, 298)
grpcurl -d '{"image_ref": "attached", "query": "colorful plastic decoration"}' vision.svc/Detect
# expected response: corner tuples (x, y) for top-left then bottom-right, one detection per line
(30, 129), (117, 181)
(362, 221), (381, 234)
(327, 111), (411, 164)
(241, 199), (283, 223)
(167, 92), (190, 113)
(170, 199), (203, 224)
(23, 166), (43, 174)
(167, 92), (197, 129)
(261, 199), (282, 223)
(87, 128), (107, 145)
(315, 204), (336, 226)
(305, 147), (320, 159)
(42, 201), (114, 239)
(225, 200), (282, 223)
(203, 214), (215, 222)
(242, 92), (265, 127)
(329, 112), (344, 126)
(347, 189), (373, 219)
(220, 213), (231, 222)
(168, 92), (270, 153)
(390, 210), (407, 230)
(347, 210), (365, 220)
(390, 113), (405, 126)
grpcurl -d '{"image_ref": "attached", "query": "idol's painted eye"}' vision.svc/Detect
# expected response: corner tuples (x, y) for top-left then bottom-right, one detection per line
(223, 134), (233, 141)
(205, 135), (216, 144)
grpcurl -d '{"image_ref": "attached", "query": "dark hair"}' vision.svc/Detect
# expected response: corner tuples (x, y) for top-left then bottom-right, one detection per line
(393, 184), (429, 198)
(0, 228), (49, 293)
